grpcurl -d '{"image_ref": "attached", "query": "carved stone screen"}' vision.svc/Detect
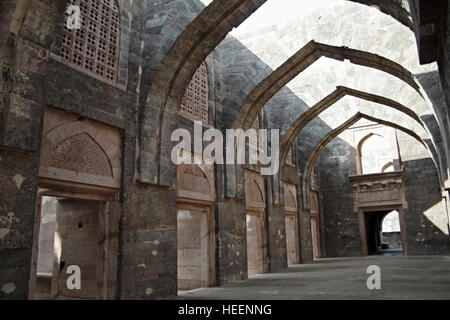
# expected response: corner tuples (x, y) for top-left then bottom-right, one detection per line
(179, 62), (209, 124)
(48, 132), (112, 177)
(61, 0), (119, 83)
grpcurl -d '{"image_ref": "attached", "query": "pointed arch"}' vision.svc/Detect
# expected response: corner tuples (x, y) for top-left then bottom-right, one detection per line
(138, 0), (418, 184)
(357, 133), (395, 174)
(231, 41), (425, 131)
(279, 86), (427, 166)
(139, 0), (266, 184)
(39, 108), (122, 188)
(300, 113), (436, 209)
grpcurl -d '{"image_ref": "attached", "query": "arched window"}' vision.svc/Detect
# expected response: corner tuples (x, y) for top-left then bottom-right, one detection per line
(179, 62), (209, 124)
(61, 0), (120, 83)
(358, 133), (394, 174)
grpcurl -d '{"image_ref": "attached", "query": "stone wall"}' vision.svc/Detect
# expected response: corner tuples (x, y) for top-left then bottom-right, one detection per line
(382, 232), (402, 249)
(397, 131), (450, 255)
(0, 0), (151, 299)
(318, 135), (362, 257)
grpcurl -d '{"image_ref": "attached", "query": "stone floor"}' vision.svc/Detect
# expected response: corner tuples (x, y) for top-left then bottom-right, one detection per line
(179, 255), (450, 300)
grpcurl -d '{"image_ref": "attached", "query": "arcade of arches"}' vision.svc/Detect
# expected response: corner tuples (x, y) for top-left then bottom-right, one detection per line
(0, 0), (449, 299)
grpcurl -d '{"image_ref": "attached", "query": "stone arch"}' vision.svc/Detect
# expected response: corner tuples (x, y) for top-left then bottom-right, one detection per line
(138, 0), (416, 185)
(138, 0), (266, 184)
(231, 40), (426, 131)
(220, 2), (447, 183)
(301, 112), (435, 209)
(357, 132), (395, 174)
(279, 86), (427, 166)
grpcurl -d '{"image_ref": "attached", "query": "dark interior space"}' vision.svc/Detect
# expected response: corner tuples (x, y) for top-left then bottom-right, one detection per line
(364, 210), (403, 256)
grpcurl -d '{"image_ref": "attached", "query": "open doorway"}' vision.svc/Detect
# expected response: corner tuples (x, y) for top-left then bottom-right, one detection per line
(310, 191), (321, 259)
(364, 209), (404, 255)
(177, 206), (214, 291)
(246, 211), (267, 276)
(29, 188), (119, 300)
(244, 170), (268, 277)
(30, 108), (122, 299)
(176, 158), (216, 293)
(284, 183), (300, 266)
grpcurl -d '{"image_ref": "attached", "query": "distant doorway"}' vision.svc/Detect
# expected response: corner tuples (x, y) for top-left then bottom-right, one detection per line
(363, 209), (404, 255)
(310, 191), (321, 259)
(284, 183), (299, 266)
(245, 170), (268, 276)
(176, 158), (216, 292)
(246, 210), (267, 276)
(177, 206), (214, 291)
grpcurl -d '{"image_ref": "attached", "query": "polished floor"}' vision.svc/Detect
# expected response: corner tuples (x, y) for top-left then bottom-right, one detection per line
(179, 255), (450, 300)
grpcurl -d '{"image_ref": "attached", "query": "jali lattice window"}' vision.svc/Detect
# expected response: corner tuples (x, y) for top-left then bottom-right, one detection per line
(179, 62), (209, 124)
(61, 0), (120, 83)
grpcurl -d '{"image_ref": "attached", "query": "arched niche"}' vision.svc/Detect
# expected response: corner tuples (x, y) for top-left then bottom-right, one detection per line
(177, 160), (215, 203)
(284, 183), (298, 213)
(39, 108), (122, 189)
(354, 126), (399, 175)
(244, 170), (266, 210)
(358, 133), (393, 174)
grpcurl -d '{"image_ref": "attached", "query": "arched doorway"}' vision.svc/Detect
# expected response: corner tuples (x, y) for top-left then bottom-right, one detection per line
(310, 191), (321, 260)
(176, 154), (216, 291)
(244, 170), (268, 276)
(356, 131), (399, 175)
(29, 108), (121, 300)
(284, 183), (300, 266)
(363, 209), (404, 255)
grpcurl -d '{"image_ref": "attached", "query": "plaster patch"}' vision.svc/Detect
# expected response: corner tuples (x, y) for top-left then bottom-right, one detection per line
(145, 287), (153, 296)
(13, 174), (24, 189)
(137, 263), (146, 268)
(1, 282), (16, 294)
(152, 250), (158, 256)
(0, 228), (10, 239)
